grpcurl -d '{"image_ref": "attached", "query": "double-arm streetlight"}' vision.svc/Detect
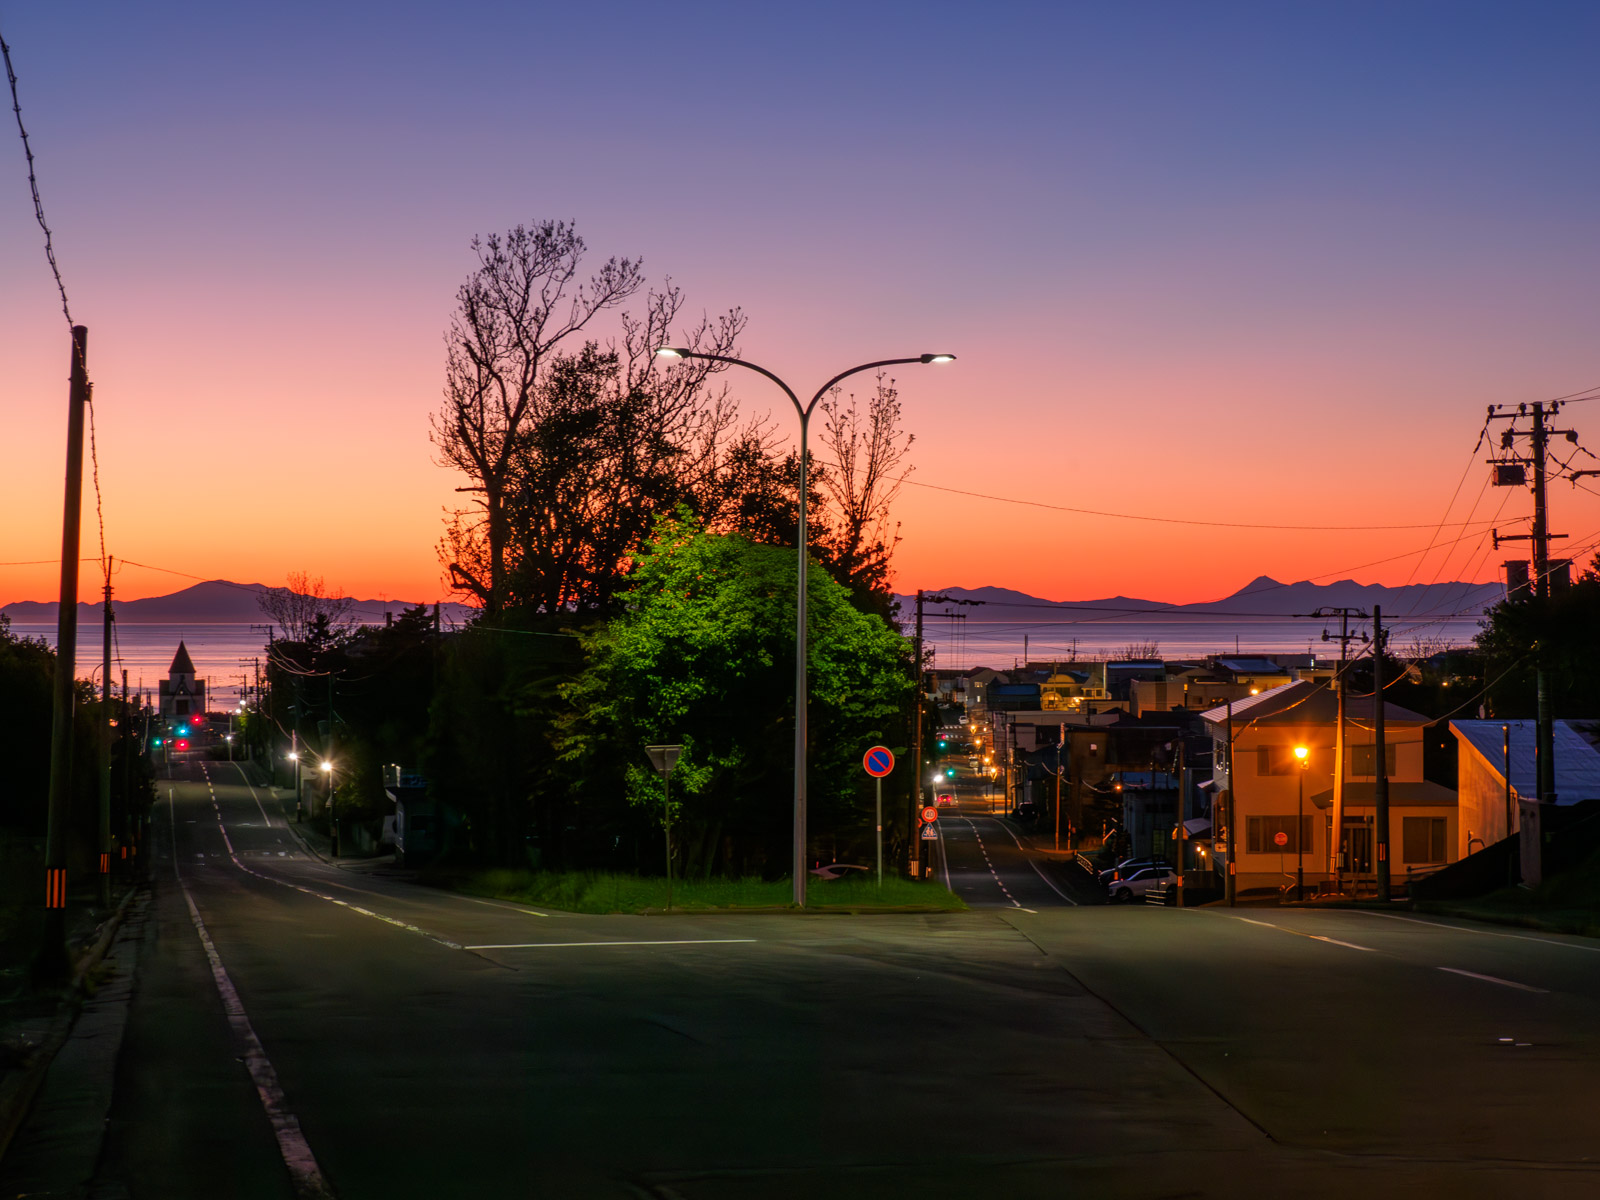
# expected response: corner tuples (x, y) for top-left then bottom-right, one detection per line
(655, 348), (956, 907)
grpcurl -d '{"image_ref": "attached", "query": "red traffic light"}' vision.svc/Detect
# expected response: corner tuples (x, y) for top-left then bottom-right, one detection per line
(175, 738), (190, 751)
(191, 714), (205, 725)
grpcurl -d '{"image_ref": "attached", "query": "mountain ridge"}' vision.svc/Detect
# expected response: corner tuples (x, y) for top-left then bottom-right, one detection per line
(895, 576), (1503, 619)
(2, 579), (477, 625)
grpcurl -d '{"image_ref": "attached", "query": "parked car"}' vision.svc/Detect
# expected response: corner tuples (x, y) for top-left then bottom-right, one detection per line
(810, 863), (871, 882)
(1097, 856), (1172, 888)
(1107, 865), (1176, 903)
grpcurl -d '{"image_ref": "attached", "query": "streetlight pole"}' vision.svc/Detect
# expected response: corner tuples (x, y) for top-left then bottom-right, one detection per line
(1294, 744), (1309, 900)
(655, 348), (954, 907)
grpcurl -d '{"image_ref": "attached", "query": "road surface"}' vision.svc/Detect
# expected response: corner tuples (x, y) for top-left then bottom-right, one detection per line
(6, 757), (1600, 1199)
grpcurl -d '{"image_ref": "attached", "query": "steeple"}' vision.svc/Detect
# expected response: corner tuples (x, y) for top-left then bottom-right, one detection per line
(170, 641), (196, 676)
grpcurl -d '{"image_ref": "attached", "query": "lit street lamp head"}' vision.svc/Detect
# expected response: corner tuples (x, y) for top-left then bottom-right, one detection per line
(654, 347), (690, 359)
(919, 353), (956, 364)
(320, 761), (333, 773)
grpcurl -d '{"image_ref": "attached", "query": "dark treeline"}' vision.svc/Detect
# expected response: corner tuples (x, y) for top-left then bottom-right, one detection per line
(261, 220), (920, 876)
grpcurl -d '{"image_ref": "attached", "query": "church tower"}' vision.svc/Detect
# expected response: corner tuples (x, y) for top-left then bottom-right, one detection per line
(159, 641), (208, 720)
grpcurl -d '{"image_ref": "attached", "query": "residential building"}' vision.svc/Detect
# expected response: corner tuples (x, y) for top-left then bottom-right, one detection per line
(1203, 681), (1455, 896)
(1449, 720), (1600, 857)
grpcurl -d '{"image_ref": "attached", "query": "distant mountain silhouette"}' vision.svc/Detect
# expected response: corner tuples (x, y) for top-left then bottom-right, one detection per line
(894, 576), (1502, 620)
(2, 580), (476, 626)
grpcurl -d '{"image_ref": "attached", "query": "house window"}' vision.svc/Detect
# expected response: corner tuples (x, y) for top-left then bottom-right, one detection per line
(1246, 815), (1314, 854)
(1348, 744), (1397, 778)
(1256, 746), (1298, 776)
(175, 699), (189, 715)
(1402, 817), (1447, 864)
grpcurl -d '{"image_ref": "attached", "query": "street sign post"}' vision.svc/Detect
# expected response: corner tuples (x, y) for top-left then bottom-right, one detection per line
(862, 745), (895, 888)
(1273, 830), (1288, 847)
(920, 805), (938, 825)
(920, 824), (937, 840)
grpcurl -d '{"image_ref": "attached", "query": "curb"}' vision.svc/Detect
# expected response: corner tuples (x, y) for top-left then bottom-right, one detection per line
(0, 882), (145, 1171)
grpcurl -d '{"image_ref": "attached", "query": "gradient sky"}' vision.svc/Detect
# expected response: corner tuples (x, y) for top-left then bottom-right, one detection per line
(4, 1), (1600, 615)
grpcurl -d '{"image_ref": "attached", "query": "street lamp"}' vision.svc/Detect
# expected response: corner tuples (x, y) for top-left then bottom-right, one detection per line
(287, 751), (302, 822)
(1294, 744), (1309, 900)
(321, 759), (336, 856)
(655, 346), (955, 907)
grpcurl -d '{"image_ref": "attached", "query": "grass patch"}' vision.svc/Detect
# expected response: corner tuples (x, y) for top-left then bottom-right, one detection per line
(1417, 842), (1600, 939)
(427, 868), (965, 914)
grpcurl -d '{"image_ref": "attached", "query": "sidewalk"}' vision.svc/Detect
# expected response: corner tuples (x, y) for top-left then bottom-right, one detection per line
(0, 879), (148, 1187)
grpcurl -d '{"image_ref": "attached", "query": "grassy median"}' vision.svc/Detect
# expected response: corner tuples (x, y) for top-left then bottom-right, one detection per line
(430, 868), (966, 914)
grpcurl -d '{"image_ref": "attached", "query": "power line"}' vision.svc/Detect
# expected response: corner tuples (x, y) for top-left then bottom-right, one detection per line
(1, 26), (71, 328)
(893, 475), (1506, 532)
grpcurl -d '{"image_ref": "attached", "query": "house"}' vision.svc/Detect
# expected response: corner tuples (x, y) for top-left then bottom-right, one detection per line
(1449, 720), (1600, 858)
(158, 641), (207, 721)
(1202, 681), (1455, 895)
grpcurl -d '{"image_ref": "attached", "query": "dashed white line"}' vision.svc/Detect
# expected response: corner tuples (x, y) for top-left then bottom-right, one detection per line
(464, 939), (758, 950)
(1438, 967), (1548, 993)
(169, 789), (334, 1198)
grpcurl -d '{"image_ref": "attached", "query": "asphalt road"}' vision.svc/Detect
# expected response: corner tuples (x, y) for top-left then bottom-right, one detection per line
(11, 758), (1600, 1198)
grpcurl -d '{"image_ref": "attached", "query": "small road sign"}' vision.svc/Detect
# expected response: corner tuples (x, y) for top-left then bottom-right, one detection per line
(921, 824), (938, 840)
(1273, 830), (1289, 847)
(920, 806), (938, 825)
(863, 746), (895, 777)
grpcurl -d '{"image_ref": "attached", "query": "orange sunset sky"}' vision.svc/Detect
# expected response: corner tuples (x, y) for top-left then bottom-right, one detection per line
(5, 4), (1600, 613)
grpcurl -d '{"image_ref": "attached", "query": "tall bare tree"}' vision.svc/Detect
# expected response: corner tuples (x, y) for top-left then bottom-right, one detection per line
(817, 371), (914, 595)
(257, 571), (355, 643)
(432, 222), (644, 614)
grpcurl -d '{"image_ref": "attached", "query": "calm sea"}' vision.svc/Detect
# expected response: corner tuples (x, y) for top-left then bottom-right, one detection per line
(14, 611), (1490, 700)
(916, 614), (1488, 670)
(12, 624), (271, 707)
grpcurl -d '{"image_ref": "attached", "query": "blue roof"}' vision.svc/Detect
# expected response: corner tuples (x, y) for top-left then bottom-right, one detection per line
(1451, 720), (1600, 805)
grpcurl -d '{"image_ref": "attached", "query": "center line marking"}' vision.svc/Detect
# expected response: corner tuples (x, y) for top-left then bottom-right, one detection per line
(1438, 967), (1548, 993)
(1307, 934), (1376, 952)
(464, 939), (758, 950)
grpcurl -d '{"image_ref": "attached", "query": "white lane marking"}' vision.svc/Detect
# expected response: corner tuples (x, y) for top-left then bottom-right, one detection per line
(956, 817), (1019, 908)
(444, 893), (552, 918)
(979, 816), (1078, 906)
(1438, 967), (1549, 993)
(1232, 917), (1279, 928)
(1307, 935), (1377, 952)
(464, 939), (758, 950)
(1350, 909), (1600, 954)
(227, 761), (275, 827)
(206, 795), (461, 951)
(169, 788), (334, 1198)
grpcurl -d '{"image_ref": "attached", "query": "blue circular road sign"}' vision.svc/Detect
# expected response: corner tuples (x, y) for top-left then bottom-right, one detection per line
(863, 745), (895, 777)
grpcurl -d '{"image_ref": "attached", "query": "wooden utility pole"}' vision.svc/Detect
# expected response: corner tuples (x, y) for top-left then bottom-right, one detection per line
(1373, 605), (1390, 902)
(911, 589), (925, 878)
(98, 562), (114, 905)
(1224, 697), (1236, 907)
(40, 327), (90, 981)
(1312, 607), (1367, 894)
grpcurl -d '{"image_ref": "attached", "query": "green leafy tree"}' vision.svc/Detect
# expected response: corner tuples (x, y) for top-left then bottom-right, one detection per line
(557, 515), (913, 878)
(1476, 554), (1600, 717)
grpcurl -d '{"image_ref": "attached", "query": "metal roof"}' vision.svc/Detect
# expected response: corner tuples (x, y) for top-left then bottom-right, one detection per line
(1450, 720), (1600, 806)
(1200, 680), (1431, 728)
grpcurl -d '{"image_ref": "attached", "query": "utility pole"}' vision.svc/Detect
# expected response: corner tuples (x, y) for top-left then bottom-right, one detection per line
(98, 561), (114, 905)
(1054, 722), (1064, 852)
(1311, 607), (1369, 895)
(39, 326), (90, 983)
(911, 588), (925, 879)
(1224, 698), (1236, 907)
(1489, 400), (1575, 881)
(909, 590), (985, 878)
(121, 669), (131, 872)
(1373, 605), (1390, 903)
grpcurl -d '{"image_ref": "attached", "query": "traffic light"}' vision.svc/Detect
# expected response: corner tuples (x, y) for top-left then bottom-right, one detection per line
(177, 724), (190, 737)
(937, 739), (948, 750)
(175, 738), (190, 751)
(945, 768), (956, 779)
(151, 737), (163, 747)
